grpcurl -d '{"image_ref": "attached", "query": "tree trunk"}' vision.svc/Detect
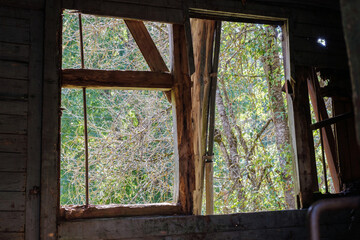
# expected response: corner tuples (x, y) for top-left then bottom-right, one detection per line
(262, 26), (295, 209)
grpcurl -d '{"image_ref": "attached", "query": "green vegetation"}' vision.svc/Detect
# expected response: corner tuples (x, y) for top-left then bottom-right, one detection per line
(61, 11), (309, 212)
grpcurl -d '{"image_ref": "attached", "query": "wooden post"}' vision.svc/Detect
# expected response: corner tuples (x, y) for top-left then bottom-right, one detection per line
(190, 19), (216, 214)
(307, 70), (340, 192)
(41, 1), (62, 239)
(293, 66), (319, 208)
(171, 24), (195, 214)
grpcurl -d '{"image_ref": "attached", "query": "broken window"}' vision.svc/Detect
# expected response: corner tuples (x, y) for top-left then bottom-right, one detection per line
(60, 10), (185, 218)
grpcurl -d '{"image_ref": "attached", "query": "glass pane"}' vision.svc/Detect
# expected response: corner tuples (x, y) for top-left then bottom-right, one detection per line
(62, 10), (81, 69)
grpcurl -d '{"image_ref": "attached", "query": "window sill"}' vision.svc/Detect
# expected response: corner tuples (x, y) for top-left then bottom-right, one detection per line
(60, 203), (182, 220)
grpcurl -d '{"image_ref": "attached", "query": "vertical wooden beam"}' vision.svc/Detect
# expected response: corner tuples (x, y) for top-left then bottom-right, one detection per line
(293, 66), (319, 208)
(190, 19), (216, 215)
(171, 24), (195, 214)
(307, 70), (340, 192)
(26, 8), (44, 240)
(41, 0), (62, 239)
(340, 0), (360, 144)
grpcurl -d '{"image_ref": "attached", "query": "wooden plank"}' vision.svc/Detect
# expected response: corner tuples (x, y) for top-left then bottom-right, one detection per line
(0, 16), (30, 28)
(58, 210), (307, 239)
(62, 69), (173, 90)
(0, 115), (27, 134)
(0, 233), (24, 240)
(190, 18), (216, 214)
(0, 0), (44, 10)
(340, 0), (360, 144)
(171, 24), (195, 214)
(0, 211), (24, 232)
(0, 172), (26, 191)
(0, 134), (27, 153)
(293, 22), (344, 42)
(292, 36), (346, 56)
(307, 73), (340, 192)
(0, 100), (27, 115)
(124, 20), (169, 73)
(0, 42), (30, 62)
(0, 78), (28, 99)
(0, 25), (30, 44)
(41, 0), (62, 239)
(0, 60), (28, 80)
(105, 0), (183, 9)
(292, 66), (319, 208)
(0, 6), (31, 19)
(0, 192), (25, 211)
(25, 8), (44, 240)
(0, 153), (26, 172)
(63, 0), (184, 23)
(61, 203), (182, 220)
(294, 51), (348, 70)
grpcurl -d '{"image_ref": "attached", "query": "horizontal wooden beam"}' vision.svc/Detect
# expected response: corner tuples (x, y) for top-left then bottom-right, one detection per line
(60, 203), (181, 220)
(62, 69), (173, 90)
(310, 112), (353, 131)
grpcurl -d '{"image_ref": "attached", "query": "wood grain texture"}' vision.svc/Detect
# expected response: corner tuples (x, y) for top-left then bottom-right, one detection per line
(63, 0), (184, 23)
(61, 203), (181, 220)
(25, 8), (44, 240)
(340, 0), (360, 144)
(0, 172), (26, 191)
(0, 42), (29, 62)
(0, 153), (26, 172)
(0, 134), (27, 153)
(0, 100), (27, 115)
(0, 211), (25, 232)
(190, 19), (216, 214)
(0, 60), (28, 80)
(0, 78), (28, 100)
(124, 20), (169, 73)
(0, 115), (27, 134)
(62, 69), (173, 90)
(0, 25), (30, 44)
(0, 192), (25, 211)
(0, 232), (24, 240)
(292, 66), (318, 208)
(171, 24), (195, 214)
(40, 0), (62, 239)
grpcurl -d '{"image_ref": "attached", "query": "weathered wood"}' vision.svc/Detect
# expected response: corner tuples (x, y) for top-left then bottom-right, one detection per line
(0, 5), (30, 19)
(0, 115), (27, 134)
(0, 153), (26, 172)
(0, 0), (44, 10)
(63, 0), (184, 23)
(190, 19), (216, 215)
(307, 73), (340, 192)
(333, 99), (360, 184)
(0, 25), (30, 44)
(0, 78), (28, 99)
(41, 0), (62, 239)
(310, 112), (353, 131)
(0, 233), (24, 240)
(171, 24), (195, 214)
(0, 134), (27, 153)
(62, 69), (173, 90)
(0, 100), (27, 115)
(0, 211), (24, 232)
(0, 60), (28, 80)
(61, 203), (182, 220)
(340, 0), (360, 144)
(0, 42), (29, 62)
(294, 50), (348, 70)
(0, 192), (25, 211)
(292, 66), (318, 208)
(0, 172), (26, 191)
(124, 20), (169, 72)
(25, 9), (44, 240)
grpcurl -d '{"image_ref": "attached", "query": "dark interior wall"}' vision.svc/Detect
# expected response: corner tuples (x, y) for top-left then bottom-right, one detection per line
(0, 0), (357, 239)
(0, 1), (44, 239)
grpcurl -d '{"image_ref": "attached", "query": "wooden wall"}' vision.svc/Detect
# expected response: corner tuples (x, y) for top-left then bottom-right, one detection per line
(0, 1), (44, 239)
(0, 0), (357, 239)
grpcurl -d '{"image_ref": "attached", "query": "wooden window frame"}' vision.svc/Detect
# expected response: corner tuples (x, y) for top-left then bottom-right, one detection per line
(59, 11), (195, 220)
